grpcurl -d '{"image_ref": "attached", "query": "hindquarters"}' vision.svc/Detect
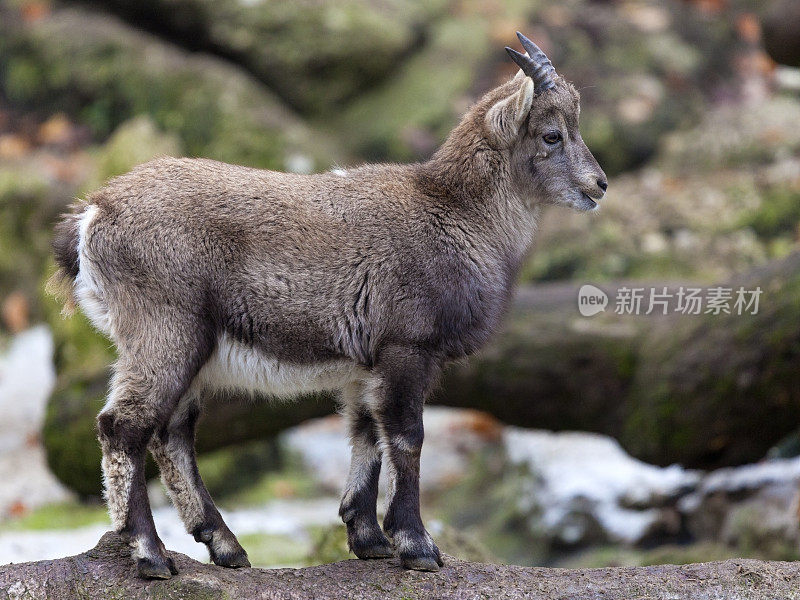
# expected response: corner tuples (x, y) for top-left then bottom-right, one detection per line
(46, 204), (84, 315)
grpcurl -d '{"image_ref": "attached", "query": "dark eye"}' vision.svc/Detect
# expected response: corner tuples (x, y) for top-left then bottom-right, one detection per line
(543, 132), (562, 145)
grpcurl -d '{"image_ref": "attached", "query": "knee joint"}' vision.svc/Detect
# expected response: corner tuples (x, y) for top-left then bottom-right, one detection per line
(97, 411), (154, 452)
(392, 423), (424, 454)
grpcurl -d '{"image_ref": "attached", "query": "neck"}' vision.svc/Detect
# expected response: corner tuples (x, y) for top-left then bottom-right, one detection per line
(415, 119), (538, 281)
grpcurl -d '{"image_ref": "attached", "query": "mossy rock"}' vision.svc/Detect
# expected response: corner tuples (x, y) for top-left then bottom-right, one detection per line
(429, 447), (548, 566)
(0, 167), (67, 327)
(82, 116), (183, 193)
(41, 275), (114, 499)
(0, 6), (342, 171)
(43, 367), (108, 498)
(517, 0), (749, 176)
(306, 520), (495, 567)
(658, 97), (800, 174)
(75, 0), (449, 114)
(437, 295), (640, 436)
(332, 15), (491, 162)
(623, 252), (800, 468)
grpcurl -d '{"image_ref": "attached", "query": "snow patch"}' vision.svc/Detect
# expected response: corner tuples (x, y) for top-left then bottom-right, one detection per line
(0, 326), (71, 518)
(503, 428), (700, 544)
(0, 498), (340, 565)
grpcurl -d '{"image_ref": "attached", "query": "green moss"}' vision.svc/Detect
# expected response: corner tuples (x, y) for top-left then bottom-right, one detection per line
(738, 187), (800, 242)
(3, 55), (46, 102)
(558, 542), (759, 569)
(0, 168), (61, 325)
(84, 0), (449, 114)
(0, 500), (108, 532)
(623, 253), (800, 468)
(0, 10), (338, 170)
(82, 116), (182, 192)
(237, 532), (310, 567)
(197, 442), (319, 507)
(307, 523), (351, 565)
(429, 448), (548, 566)
(332, 16), (489, 162)
(728, 505), (800, 561)
(42, 368), (109, 497)
(218, 470), (319, 509)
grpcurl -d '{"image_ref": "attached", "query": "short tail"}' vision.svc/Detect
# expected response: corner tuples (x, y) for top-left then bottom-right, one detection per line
(46, 206), (84, 315)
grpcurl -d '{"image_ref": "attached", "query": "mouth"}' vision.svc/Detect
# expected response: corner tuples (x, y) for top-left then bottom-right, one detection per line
(580, 192), (599, 210)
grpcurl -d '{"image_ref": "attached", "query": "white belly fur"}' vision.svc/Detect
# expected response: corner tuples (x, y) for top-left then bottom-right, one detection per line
(193, 333), (364, 398)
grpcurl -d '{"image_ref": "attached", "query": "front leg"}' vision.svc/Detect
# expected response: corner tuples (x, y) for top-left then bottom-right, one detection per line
(375, 347), (443, 572)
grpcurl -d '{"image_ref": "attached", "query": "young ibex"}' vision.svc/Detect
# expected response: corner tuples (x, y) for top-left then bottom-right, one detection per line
(51, 33), (606, 578)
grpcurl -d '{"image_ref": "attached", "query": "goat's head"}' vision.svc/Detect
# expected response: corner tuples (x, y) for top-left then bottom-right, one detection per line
(485, 33), (607, 212)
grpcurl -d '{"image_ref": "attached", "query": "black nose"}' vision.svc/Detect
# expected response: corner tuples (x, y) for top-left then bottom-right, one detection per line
(597, 178), (608, 192)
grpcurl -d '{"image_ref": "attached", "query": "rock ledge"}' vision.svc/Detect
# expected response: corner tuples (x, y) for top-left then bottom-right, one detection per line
(2, 532), (800, 599)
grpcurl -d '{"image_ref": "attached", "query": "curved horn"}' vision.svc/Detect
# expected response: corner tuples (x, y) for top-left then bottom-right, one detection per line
(504, 31), (557, 94)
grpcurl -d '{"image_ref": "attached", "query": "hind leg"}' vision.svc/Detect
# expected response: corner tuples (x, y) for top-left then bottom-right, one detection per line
(149, 394), (249, 568)
(98, 362), (184, 579)
(338, 381), (393, 559)
(97, 307), (214, 580)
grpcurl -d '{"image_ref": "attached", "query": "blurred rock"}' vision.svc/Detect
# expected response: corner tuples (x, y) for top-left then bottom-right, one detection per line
(0, 134), (30, 159)
(530, 96), (800, 283)
(0, 6), (343, 171)
(332, 15), (492, 162)
(433, 419), (800, 558)
(624, 252), (800, 469)
(659, 96), (800, 173)
(23, 0), (768, 174)
(280, 407), (504, 496)
(88, 117), (181, 185)
(0, 326), (72, 519)
(504, 428), (699, 546)
(74, 0), (448, 114)
(0, 165), (66, 325)
(679, 458), (800, 558)
(283, 405), (800, 555)
(762, 0), (800, 67)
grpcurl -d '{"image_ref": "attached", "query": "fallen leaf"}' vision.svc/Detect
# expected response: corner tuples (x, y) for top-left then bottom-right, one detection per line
(38, 113), (74, 146)
(8, 500), (28, 518)
(2, 291), (30, 334)
(20, 1), (49, 23)
(0, 134), (31, 160)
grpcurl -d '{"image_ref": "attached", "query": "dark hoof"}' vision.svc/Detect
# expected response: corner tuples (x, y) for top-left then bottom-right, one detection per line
(196, 526), (251, 569)
(213, 551), (251, 569)
(137, 557), (174, 579)
(347, 520), (394, 559)
(352, 540), (394, 559)
(401, 555), (443, 572)
(167, 556), (179, 575)
(210, 545), (251, 569)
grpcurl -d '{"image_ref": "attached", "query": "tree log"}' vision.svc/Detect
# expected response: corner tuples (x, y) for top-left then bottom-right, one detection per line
(1, 532), (800, 599)
(623, 251), (800, 468)
(762, 0), (800, 67)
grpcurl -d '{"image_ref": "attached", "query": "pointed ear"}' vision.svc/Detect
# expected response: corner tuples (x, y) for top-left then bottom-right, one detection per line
(485, 78), (534, 147)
